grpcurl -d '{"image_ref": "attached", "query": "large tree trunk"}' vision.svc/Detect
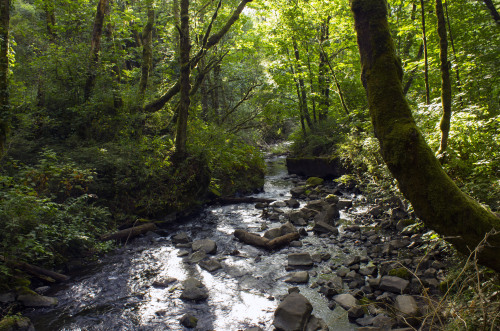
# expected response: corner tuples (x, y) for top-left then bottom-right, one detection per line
(0, 0), (9, 155)
(480, 0), (500, 24)
(436, 0), (453, 156)
(175, 0), (191, 158)
(420, 0), (430, 105)
(138, 2), (154, 105)
(84, 0), (110, 101)
(351, 0), (500, 272)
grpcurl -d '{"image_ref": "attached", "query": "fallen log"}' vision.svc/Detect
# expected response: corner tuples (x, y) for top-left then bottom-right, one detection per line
(100, 223), (157, 242)
(234, 229), (270, 248)
(233, 230), (300, 250)
(267, 232), (300, 250)
(0, 255), (69, 282)
(217, 197), (275, 205)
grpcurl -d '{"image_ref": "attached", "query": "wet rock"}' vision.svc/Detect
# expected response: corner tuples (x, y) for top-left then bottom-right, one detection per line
(0, 316), (35, 331)
(290, 187), (306, 198)
(152, 277), (177, 288)
(171, 232), (191, 244)
(180, 313), (198, 328)
(348, 306), (365, 319)
(192, 239), (217, 254)
(286, 199), (300, 208)
(311, 253), (322, 263)
(345, 255), (361, 267)
(180, 278), (208, 301)
(369, 206), (383, 217)
(359, 262), (378, 276)
(272, 201), (287, 208)
(333, 293), (357, 311)
(336, 266), (350, 277)
(305, 315), (329, 331)
(273, 292), (313, 331)
(314, 205), (340, 224)
(285, 271), (310, 284)
(288, 253), (314, 268)
(356, 315), (374, 326)
(199, 258), (222, 272)
(188, 250), (207, 263)
(337, 198), (353, 210)
(17, 294), (58, 307)
(34, 286), (50, 295)
(177, 250), (189, 257)
(264, 227), (282, 240)
(312, 221), (339, 235)
(255, 202), (268, 209)
(319, 286), (338, 298)
(371, 314), (395, 329)
(380, 275), (409, 294)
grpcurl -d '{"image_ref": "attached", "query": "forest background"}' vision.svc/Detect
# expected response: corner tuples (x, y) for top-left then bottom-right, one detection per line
(0, 0), (498, 327)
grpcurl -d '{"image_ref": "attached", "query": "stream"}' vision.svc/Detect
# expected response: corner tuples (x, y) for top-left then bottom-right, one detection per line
(26, 156), (360, 330)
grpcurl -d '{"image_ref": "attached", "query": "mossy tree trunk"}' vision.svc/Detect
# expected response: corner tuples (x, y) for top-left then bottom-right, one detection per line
(436, 0), (452, 155)
(351, 0), (500, 272)
(0, 0), (9, 154)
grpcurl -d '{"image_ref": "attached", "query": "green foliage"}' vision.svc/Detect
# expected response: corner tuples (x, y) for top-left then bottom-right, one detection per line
(290, 118), (349, 157)
(0, 152), (113, 288)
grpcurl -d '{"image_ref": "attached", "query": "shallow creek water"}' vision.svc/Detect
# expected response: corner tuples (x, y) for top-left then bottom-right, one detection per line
(27, 156), (360, 330)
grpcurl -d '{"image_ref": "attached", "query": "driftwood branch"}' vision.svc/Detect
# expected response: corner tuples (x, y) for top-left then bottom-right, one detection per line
(233, 229), (300, 250)
(0, 255), (70, 282)
(100, 223), (157, 242)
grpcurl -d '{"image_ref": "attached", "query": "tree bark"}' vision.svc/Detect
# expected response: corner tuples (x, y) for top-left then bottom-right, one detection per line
(351, 0), (500, 272)
(318, 17), (331, 122)
(292, 39), (313, 130)
(444, 0), (462, 105)
(420, 0), (430, 104)
(233, 230), (300, 250)
(436, 0), (452, 155)
(480, 0), (500, 24)
(174, 0), (191, 158)
(84, 0), (110, 101)
(0, 0), (9, 154)
(138, 2), (154, 105)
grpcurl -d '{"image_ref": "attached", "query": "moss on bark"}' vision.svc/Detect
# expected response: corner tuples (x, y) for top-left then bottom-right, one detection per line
(351, 0), (500, 272)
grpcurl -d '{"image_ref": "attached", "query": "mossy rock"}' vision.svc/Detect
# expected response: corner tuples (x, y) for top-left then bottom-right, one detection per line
(388, 267), (411, 280)
(0, 315), (33, 331)
(306, 177), (324, 187)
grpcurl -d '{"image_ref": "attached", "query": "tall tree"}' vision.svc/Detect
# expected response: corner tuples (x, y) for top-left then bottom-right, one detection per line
(138, 0), (155, 105)
(436, 0), (452, 155)
(84, 0), (110, 101)
(318, 16), (330, 122)
(420, 0), (430, 104)
(0, 0), (9, 154)
(351, 0), (500, 272)
(175, 0), (191, 157)
(292, 38), (313, 129)
(480, 0), (500, 24)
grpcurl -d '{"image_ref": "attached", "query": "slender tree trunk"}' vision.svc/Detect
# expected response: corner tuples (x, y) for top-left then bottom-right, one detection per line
(351, 0), (500, 272)
(212, 63), (221, 123)
(138, 2), (154, 105)
(436, 0), (452, 155)
(444, 0), (462, 104)
(318, 17), (331, 122)
(292, 39), (313, 130)
(0, 0), (9, 154)
(43, 0), (56, 40)
(403, 42), (424, 95)
(306, 51), (317, 124)
(480, 0), (500, 24)
(420, 0), (430, 104)
(175, 0), (191, 158)
(288, 59), (306, 136)
(84, 0), (110, 101)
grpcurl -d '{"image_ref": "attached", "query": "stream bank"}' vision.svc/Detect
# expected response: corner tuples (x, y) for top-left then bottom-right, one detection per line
(18, 155), (449, 330)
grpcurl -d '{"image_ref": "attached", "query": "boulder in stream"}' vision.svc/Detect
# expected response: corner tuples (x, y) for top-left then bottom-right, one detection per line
(192, 239), (217, 254)
(273, 292), (312, 331)
(180, 278), (208, 301)
(17, 293), (58, 307)
(288, 253), (314, 268)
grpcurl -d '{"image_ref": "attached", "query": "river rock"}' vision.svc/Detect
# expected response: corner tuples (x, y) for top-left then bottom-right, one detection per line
(180, 313), (198, 328)
(264, 227), (282, 240)
(180, 278), (208, 301)
(345, 255), (361, 267)
(192, 239), (217, 254)
(285, 199), (300, 208)
(305, 315), (329, 330)
(171, 232), (191, 244)
(359, 262), (378, 276)
(288, 253), (314, 268)
(0, 292), (15, 303)
(17, 294), (58, 307)
(273, 292), (313, 331)
(199, 258), (222, 272)
(0, 316), (35, 331)
(315, 205), (340, 224)
(312, 221), (339, 235)
(394, 295), (419, 317)
(379, 276), (409, 294)
(152, 277), (177, 288)
(285, 271), (309, 284)
(280, 221), (298, 235)
(333, 293), (357, 311)
(337, 198), (353, 209)
(290, 187), (306, 198)
(188, 250), (207, 263)
(371, 314), (395, 329)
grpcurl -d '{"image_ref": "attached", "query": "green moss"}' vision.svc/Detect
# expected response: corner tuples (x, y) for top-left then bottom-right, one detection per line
(306, 177), (324, 187)
(388, 267), (411, 280)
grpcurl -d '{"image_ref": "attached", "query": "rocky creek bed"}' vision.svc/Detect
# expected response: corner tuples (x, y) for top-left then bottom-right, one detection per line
(16, 155), (449, 330)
